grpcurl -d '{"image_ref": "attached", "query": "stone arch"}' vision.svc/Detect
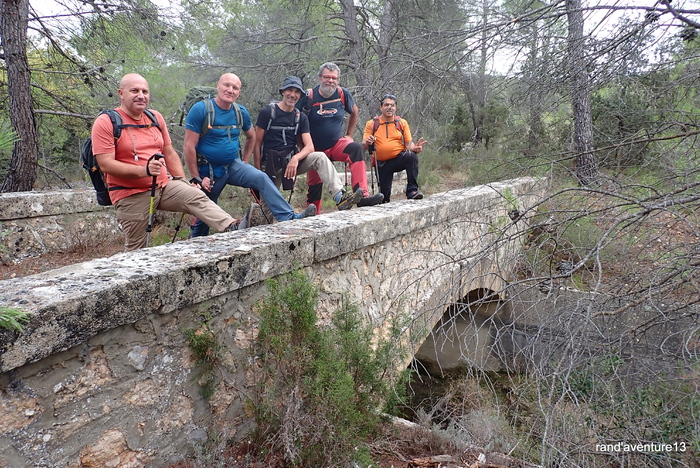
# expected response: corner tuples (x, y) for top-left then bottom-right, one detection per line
(410, 282), (537, 376)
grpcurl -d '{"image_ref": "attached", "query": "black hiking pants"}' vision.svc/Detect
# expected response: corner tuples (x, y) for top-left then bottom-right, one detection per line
(377, 150), (419, 203)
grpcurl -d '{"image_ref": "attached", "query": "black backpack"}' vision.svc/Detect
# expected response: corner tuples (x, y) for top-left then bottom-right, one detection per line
(263, 102), (301, 153)
(81, 109), (161, 206)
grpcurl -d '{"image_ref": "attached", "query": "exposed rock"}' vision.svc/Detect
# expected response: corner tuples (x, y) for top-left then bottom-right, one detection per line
(0, 388), (41, 433)
(79, 429), (150, 468)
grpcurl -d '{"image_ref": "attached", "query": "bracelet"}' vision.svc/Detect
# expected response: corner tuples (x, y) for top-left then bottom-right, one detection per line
(189, 176), (203, 187)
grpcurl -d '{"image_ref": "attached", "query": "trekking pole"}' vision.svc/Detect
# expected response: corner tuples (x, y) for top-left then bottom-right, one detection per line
(248, 188), (272, 224)
(369, 143), (381, 194)
(145, 153), (164, 248)
(287, 176), (297, 203)
(374, 154), (381, 193)
(368, 143), (376, 194)
(171, 213), (185, 243)
(344, 162), (349, 191)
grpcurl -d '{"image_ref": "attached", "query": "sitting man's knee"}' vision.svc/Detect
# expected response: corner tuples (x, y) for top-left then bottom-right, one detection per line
(345, 142), (365, 163)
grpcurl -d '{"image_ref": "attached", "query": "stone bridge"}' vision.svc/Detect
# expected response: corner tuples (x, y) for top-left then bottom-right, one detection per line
(0, 177), (545, 468)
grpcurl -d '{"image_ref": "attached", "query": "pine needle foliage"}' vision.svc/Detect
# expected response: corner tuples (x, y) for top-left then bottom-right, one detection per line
(251, 269), (409, 467)
(0, 307), (30, 332)
(0, 124), (20, 154)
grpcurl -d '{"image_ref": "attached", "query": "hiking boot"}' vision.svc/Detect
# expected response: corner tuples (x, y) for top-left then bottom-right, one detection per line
(247, 203), (268, 227)
(335, 187), (364, 211)
(228, 202), (264, 231)
(227, 218), (246, 231)
(260, 203), (274, 225)
(357, 193), (384, 207)
(294, 204), (317, 219)
(407, 190), (424, 200)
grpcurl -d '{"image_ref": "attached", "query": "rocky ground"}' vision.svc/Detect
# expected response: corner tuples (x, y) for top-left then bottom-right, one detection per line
(168, 417), (539, 468)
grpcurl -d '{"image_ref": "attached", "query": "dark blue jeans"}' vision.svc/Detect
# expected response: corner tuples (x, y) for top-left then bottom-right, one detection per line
(190, 159), (295, 237)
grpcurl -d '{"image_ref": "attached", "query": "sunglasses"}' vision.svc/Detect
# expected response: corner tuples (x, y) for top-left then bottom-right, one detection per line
(380, 94), (397, 104)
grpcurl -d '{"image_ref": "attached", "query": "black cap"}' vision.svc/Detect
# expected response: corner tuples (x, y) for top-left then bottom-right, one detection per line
(279, 76), (304, 94)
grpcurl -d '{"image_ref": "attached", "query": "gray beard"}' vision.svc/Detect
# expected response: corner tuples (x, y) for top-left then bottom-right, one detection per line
(319, 83), (337, 97)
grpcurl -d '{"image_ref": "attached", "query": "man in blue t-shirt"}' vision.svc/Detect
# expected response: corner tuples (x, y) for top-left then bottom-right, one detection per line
(254, 76), (363, 212)
(184, 73), (315, 237)
(296, 62), (384, 213)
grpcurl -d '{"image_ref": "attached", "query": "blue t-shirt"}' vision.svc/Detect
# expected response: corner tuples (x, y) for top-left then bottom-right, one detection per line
(296, 85), (354, 151)
(185, 99), (252, 177)
(255, 104), (310, 154)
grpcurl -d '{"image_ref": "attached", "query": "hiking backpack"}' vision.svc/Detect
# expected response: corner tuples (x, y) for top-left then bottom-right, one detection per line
(81, 109), (161, 206)
(301, 86), (348, 116)
(179, 86), (243, 165)
(265, 102), (301, 150)
(179, 86), (242, 139)
(371, 115), (405, 145)
(369, 116), (405, 167)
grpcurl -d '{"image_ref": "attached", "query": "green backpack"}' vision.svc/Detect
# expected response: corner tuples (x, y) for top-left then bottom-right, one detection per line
(180, 86), (244, 165)
(179, 86), (242, 139)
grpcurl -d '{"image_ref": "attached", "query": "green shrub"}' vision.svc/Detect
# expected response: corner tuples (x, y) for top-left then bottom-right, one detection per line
(249, 269), (410, 467)
(182, 319), (222, 399)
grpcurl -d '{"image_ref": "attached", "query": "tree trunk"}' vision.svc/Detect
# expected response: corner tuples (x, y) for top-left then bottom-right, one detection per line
(338, 0), (368, 125)
(374, 0), (395, 106)
(526, 22), (544, 153)
(566, 0), (597, 186)
(467, 0), (491, 147)
(0, 0), (39, 192)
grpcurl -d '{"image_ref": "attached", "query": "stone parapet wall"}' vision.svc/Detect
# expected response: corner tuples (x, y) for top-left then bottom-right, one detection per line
(0, 189), (104, 221)
(0, 171), (408, 264)
(0, 190), (119, 264)
(0, 178), (545, 468)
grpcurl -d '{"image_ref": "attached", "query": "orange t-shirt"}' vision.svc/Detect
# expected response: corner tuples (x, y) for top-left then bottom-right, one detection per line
(91, 109), (171, 204)
(363, 117), (412, 161)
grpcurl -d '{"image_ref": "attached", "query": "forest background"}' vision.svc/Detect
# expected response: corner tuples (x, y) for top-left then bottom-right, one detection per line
(3, 0), (700, 467)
